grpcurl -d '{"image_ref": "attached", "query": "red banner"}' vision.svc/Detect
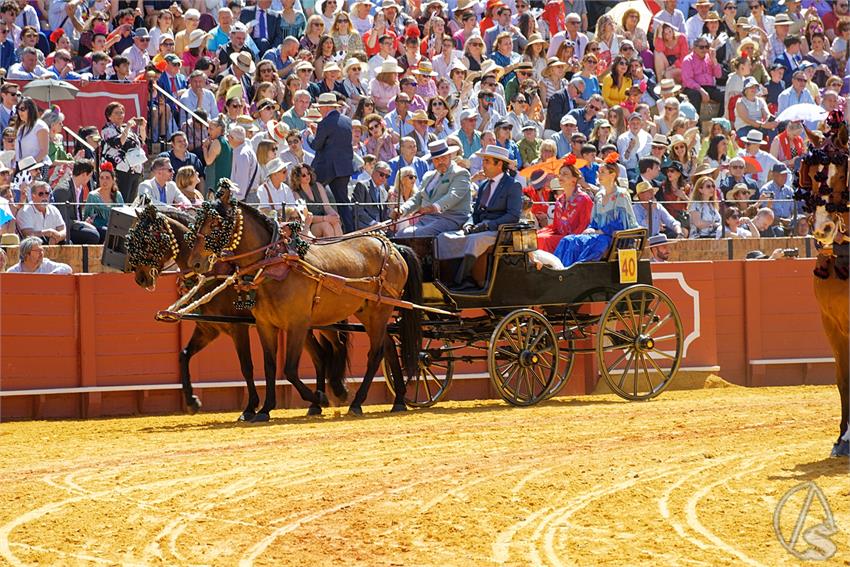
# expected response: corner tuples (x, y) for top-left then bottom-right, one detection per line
(10, 80), (149, 133)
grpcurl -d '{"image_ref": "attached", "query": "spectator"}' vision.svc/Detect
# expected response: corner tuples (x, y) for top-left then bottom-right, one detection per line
(647, 233), (674, 262)
(0, 19), (14, 71)
(289, 163), (343, 237)
(720, 156), (760, 198)
(602, 56), (632, 107)
(0, 82), (17, 132)
(16, 181), (66, 245)
(174, 166), (205, 206)
(351, 160), (391, 230)
(681, 36), (722, 118)
(122, 28), (152, 77)
(748, 207), (784, 237)
(761, 163), (796, 221)
(388, 137), (429, 186)
(160, 131), (206, 183)
(633, 180), (682, 238)
(616, 112), (652, 181)
(83, 163), (123, 243)
(309, 92), (355, 232)
(138, 157), (191, 206)
(518, 124), (542, 166)
(14, 96), (49, 167)
(6, 237), (72, 274)
(738, 130), (780, 186)
(653, 22), (689, 82)
(101, 102), (147, 202)
(256, 157), (296, 218)
(227, 125), (260, 202)
(769, 121), (805, 168)
(687, 176), (722, 238)
(52, 159), (100, 245)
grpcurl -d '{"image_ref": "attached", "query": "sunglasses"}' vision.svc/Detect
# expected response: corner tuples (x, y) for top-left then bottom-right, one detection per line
(397, 99), (410, 104)
(702, 183), (716, 188)
(405, 82), (418, 87)
(403, 174), (416, 179)
(730, 164), (744, 169)
(312, 23), (323, 27)
(724, 5), (736, 8)
(482, 82), (496, 87)
(589, 105), (601, 111)
(375, 171), (389, 178)
(228, 103), (241, 108)
(300, 172), (311, 177)
(138, 37), (150, 42)
(369, 124), (382, 131)
(432, 101), (446, 107)
(517, 71), (531, 76)
(35, 191), (50, 196)
(338, 19), (349, 23)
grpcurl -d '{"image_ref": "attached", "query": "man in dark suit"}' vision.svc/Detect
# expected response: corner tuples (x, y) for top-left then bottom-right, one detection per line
(351, 161), (391, 231)
(436, 145), (522, 288)
(309, 92), (355, 232)
(544, 77), (583, 133)
(157, 53), (187, 133)
(52, 159), (100, 244)
(774, 34), (802, 86)
(239, 0), (282, 55)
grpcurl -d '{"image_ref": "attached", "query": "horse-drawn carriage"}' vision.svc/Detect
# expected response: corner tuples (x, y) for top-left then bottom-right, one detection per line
(381, 223), (684, 407)
(114, 189), (684, 419)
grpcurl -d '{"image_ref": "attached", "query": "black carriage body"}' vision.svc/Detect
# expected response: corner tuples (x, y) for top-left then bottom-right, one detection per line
(393, 224), (652, 311)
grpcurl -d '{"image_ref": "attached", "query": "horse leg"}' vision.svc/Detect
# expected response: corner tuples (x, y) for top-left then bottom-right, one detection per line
(229, 325), (259, 422)
(178, 324), (220, 414)
(384, 334), (408, 413)
(349, 311), (391, 416)
(305, 332), (326, 416)
(251, 322), (282, 423)
(281, 325), (327, 412)
(830, 329), (850, 457)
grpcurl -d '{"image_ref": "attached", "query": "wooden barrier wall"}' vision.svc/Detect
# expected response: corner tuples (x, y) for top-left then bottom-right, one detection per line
(0, 236), (818, 274)
(0, 260), (837, 420)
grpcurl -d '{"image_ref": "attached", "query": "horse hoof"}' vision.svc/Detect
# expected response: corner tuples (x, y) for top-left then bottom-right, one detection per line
(348, 405), (363, 416)
(316, 390), (330, 407)
(306, 405), (322, 416)
(237, 410), (256, 422)
(186, 396), (202, 415)
(250, 412), (271, 423)
(831, 440), (850, 457)
(391, 403), (408, 413)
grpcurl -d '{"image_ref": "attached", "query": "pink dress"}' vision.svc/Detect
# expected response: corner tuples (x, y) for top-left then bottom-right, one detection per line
(536, 189), (593, 253)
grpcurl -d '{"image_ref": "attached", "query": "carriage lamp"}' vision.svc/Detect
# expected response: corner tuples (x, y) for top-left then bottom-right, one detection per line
(512, 227), (538, 253)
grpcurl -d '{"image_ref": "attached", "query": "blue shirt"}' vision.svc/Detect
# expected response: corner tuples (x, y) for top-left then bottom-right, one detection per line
(387, 154), (430, 186)
(497, 139), (522, 168)
(632, 199), (681, 236)
(760, 180), (796, 219)
(0, 39), (16, 70)
(48, 66), (81, 80)
(458, 129), (482, 159)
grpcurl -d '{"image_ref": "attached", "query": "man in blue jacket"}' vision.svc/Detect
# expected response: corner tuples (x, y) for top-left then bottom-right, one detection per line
(309, 92), (355, 233)
(436, 145), (522, 289)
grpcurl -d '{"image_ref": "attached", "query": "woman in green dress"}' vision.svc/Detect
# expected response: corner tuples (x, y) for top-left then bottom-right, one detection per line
(202, 116), (232, 197)
(83, 162), (124, 243)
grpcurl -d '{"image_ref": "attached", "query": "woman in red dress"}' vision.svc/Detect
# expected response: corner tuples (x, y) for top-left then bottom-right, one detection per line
(537, 157), (594, 253)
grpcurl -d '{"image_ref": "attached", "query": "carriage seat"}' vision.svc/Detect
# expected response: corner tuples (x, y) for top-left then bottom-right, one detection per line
(604, 227), (649, 261)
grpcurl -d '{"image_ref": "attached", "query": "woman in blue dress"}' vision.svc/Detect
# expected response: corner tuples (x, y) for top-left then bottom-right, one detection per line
(554, 153), (639, 267)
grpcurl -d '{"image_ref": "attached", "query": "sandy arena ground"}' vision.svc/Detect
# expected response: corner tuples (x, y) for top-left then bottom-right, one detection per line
(0, 384), (848, 566)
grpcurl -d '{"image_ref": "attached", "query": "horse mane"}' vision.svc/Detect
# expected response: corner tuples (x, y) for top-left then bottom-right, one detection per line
(160, 208), (196, 228)
(238, 201), (278, 241)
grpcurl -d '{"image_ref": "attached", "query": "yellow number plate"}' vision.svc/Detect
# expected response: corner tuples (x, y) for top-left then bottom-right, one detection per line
(619, 249), (638, 284)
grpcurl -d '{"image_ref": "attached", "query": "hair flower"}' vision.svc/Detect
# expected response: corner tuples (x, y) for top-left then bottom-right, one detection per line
(563, 154), (577, 166)
(604, 152), (620, 164)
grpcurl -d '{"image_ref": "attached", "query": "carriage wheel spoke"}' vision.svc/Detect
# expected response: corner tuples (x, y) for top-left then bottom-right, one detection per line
(653, 349), (676, 360)
(645, 311), (671, 337)
(639, 353), (655, 394)
(606, 346), (631, 370)
(605, 328), (633, 344)
(530, 365), (548, 392)
(497, 346), (518, 358)
(524, 319), (536, 350)
(645, 353), (669, 381)
(650, 334), (678, 343)
(637, 292), (648, 327)
(613, 305), (636, 335)
(618, 349), (636, 390)
(640, 298), (660, 334)
(522, 368), (534, 400)
(624, 295), (640, 333)
(420, 368), (434, 400)
(633, 354), (640, 398)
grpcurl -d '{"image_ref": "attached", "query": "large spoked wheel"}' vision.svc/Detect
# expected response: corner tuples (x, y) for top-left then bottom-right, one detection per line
(597, 285), (683, 400)
(488, 309), (559, 406)
(543, 333), (575, 400)
(383, 336), (454, 407)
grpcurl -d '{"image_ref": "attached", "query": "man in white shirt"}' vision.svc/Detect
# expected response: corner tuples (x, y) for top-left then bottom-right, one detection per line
(685, 0), (712, 46)
(14, 1), (39, 32)
(179, 70), (219, 119)
(654, 0), (686, 34)
(47, 0), (82, 43)
(16, 182), (67, 245)
(122, 28), (152, 78)
(6, 237), (72, 274)
(738, 130), (780, 187)
(616, 112), (652, 182)
(547, 12), (588, 59)
(7, 46), (50, 79)
(367, 34), (395, 81)
(228, 125), (260, 202)
(138, 157), (191, 206)
(256, 157), (296, 216)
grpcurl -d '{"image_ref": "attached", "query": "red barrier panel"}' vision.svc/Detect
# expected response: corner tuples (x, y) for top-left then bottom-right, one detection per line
(0, 260), (836, 420)
(11, 80), (148, 132)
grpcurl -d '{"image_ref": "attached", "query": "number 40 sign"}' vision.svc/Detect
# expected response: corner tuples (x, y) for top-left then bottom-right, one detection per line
(618, 249), (638, 284)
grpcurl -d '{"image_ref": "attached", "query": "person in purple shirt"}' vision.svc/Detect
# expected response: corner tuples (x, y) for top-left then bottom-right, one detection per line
(680, 37), (722, 118)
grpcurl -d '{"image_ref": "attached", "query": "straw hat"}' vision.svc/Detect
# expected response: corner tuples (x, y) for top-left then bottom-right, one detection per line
(654, 78), (682, 97)
(294, 61), (314, 73)
(343, 58), (362, 74)
(668, 134), (687, 150)
(322, 61), (341, 74)
(478, 144), (516, 167)
(406, 109), (434, 125)
(267, 120), (289, 143)
(225, 84), (244, 102)
(741, 130), (769, 146)
(725, 182), (754, 201)
(230, 51), (256, 74)
(413, 60), (438, 77)
(526, 33), (546, 48)
(303, 107), (323, 122)
(378, 59), (404, 74)
(265, 157), (289, 177)
(316, 92), (341, 107)
(478, 59), (505, 80)
(704, 10), (720, 22)
(634, 181), (656, 200)
(424, 139), (461, 160)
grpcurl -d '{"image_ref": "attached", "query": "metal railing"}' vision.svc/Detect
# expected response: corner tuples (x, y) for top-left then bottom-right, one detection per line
(147, 83), (211, 155)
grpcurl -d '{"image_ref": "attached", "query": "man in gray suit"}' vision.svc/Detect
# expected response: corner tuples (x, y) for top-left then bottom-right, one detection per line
(392, 140), (472, 237)
(350, 161), (391, 231)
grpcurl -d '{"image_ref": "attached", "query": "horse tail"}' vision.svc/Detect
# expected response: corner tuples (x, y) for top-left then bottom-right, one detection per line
(394, 244), (423, 380)
(327, 330), (350, 402)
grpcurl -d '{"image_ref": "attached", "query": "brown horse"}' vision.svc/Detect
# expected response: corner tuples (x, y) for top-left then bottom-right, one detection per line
(127, 206), (350, 420)
(801, 120), (850, 457)
(184, 183), (422, 421)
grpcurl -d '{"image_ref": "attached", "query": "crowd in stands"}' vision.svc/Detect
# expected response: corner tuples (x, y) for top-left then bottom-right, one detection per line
(0, 0), (839, 276)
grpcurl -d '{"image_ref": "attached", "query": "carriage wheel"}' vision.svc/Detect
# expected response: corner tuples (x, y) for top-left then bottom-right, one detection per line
(542, 335), (576, 400)
(488, 309), (559, 407)
(596, 285), (683, 401)
(383, 336), (454, 408)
